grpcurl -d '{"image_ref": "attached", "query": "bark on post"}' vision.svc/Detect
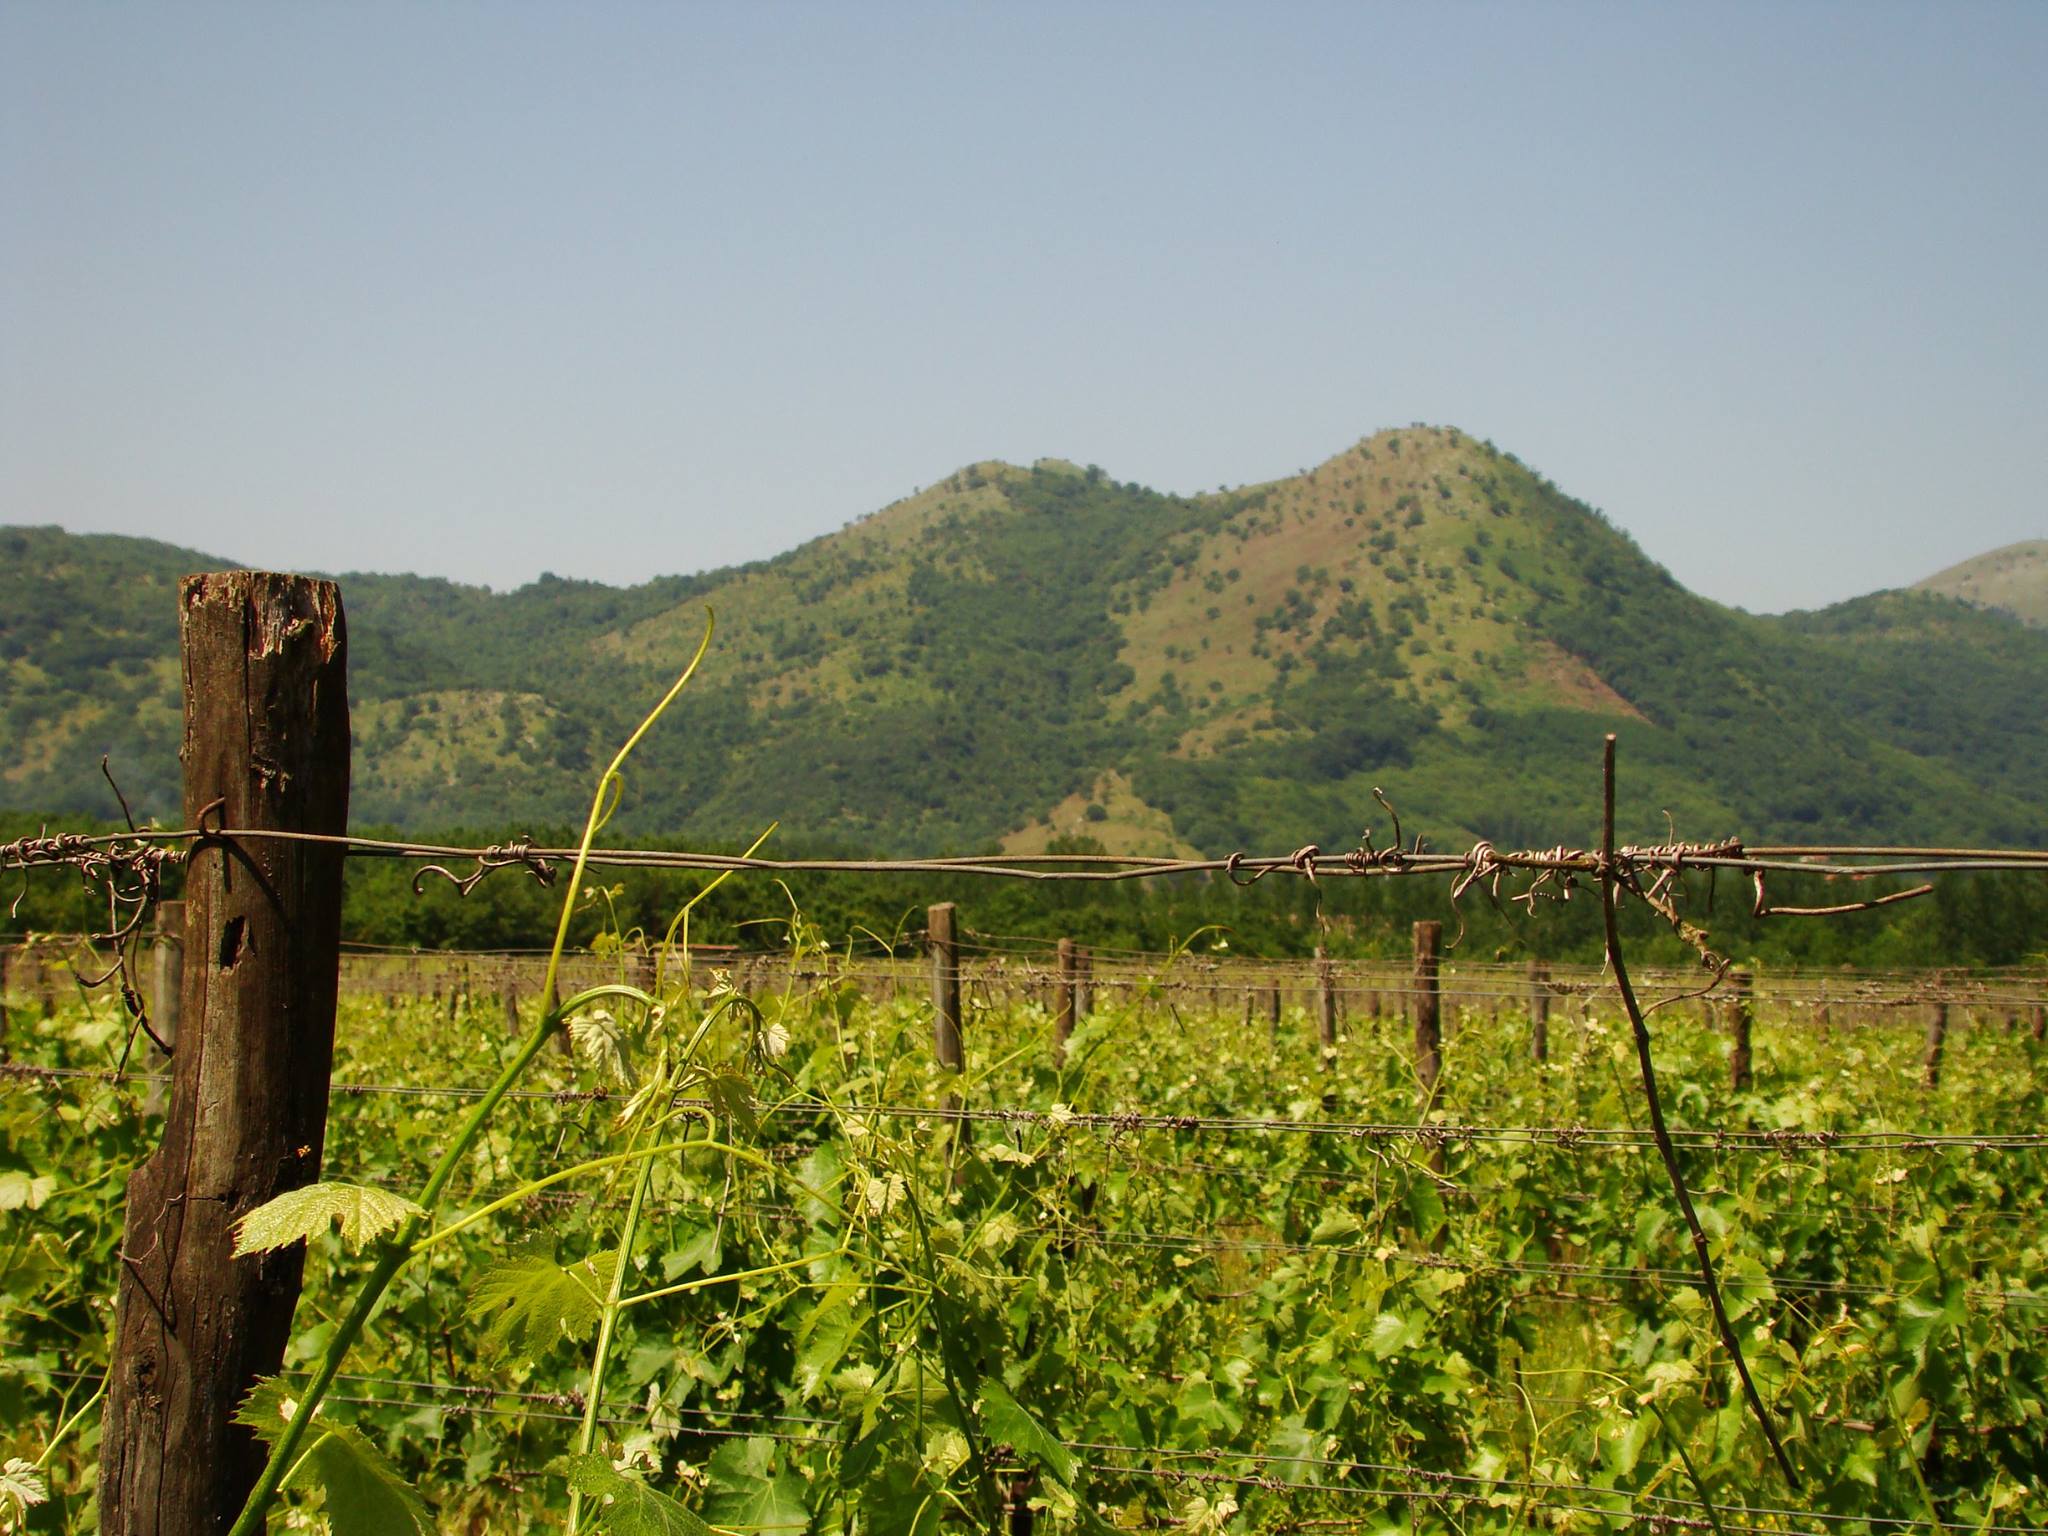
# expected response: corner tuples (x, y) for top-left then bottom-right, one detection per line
(1074, 948), (1092, 1021)
(2032, 1002), (2046, 1043)
(1413, 922), (1443, 1108)
(104, 572), (349, 1536)
(1267, 981), (1282, 1051)
(1054, 937), (1077, 1064)
(1729, 968), (1755, 1093)
(145, 900), (186, 1115)
(929, 903), (963, 1072)
(1528, 960), (1551, 1063)
(1923, 999), (1948, 1090)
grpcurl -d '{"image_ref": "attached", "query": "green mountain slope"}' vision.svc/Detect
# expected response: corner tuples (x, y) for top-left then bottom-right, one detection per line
(4, 427), (2044, 851)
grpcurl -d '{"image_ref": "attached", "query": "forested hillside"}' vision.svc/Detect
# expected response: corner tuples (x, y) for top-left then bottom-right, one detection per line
(6, 427), (2045, 852)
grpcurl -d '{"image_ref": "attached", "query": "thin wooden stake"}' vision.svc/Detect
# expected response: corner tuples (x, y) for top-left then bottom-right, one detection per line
(1413, 922), (1442, 1108)
(929, 903), (962, 1072)
(1923, 999), (1948, 1090)
(1729, 967), (1755, 1093)
(144, 900), (186, 1116)
(1529, 959), (1550, 1063)
(104, 572), (350, 1534)
(1315, 945), (1336, 1069)
(1054, 937), (1077, 1064)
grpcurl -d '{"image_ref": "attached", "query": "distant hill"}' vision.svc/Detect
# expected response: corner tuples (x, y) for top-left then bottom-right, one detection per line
(5, 426), (2047, 851)
(1914, 540), (2048, 628)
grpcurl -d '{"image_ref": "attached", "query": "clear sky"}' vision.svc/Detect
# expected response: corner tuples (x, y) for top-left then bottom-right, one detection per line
(4, 4), (2043, 614)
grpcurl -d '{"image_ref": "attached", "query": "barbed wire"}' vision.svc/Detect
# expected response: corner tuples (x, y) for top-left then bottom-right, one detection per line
(10, 821), (2048, 890)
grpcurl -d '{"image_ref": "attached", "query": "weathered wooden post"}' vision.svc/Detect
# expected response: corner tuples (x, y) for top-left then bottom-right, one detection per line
(104, 572), (349, 1535)
(1315, 945), (1336, 1068)
(1267, 980), (1282, 1051)
(929, 903), (962, 1072)
(1729, 967), (1755, 1093)
(1413, 922), (1442, 1107)
(1074, 947), (1093, 1020)
(1054, 937), (1077, 1064)
(1529, 959), (1550, 1064)
(2033, 1002), (2046, 1043)
(1923, 999), (1948, 1090)
(144, 900), (186, 1115)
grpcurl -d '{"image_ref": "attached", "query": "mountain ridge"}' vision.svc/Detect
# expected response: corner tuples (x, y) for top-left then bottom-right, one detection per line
(5, 426), (2045, 852)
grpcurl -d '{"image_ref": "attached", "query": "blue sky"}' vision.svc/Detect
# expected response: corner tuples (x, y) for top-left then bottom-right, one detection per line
(3, 3), (2042, 612)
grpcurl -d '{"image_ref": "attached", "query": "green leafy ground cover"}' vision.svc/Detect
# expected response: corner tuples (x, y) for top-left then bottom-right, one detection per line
(6, 954), (2045, 1532)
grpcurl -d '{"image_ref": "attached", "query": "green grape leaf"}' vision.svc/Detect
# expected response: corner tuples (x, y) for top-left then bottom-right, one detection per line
(705, 1436), (811, 1533)
(1308, 1206), (1363, 1244)
(0, 1457), (49, 1521)
(570, 1008), (635, 1086)
(0, 1170), (57, 1212)
(661, 1224), (722, 1281)
(698, 1069), (758, 1135)
(231, 1183), (424, 1257)
(235, 1379), (432, 1536)
(1261, 1422), (1318, 1486)
(466, 1250), (618, 1359)
(1368, 1310), (1425, 1359)
(556, 1454), (713, 1536)
(977, 1379), (1077, 1487)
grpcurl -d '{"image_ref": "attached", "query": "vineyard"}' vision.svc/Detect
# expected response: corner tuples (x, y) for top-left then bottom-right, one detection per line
(2, 574), (2046, 1534)
(6, 933), (2048, 1532)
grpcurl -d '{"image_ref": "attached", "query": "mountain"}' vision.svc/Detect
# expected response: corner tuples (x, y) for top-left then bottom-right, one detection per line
(5, 426), (2046, 853)
(1914, 540), (2048, 628)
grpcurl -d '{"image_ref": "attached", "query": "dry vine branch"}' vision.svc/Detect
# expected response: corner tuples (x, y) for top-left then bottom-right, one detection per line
(1599, 733), (1799, 1490)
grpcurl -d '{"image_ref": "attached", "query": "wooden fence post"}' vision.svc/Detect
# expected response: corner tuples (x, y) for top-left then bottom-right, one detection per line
(1413, 922), (1442, 1108)
(144, 900), (186, 1116)
(1054, 937), (1077, 1064)
(1529, 959), (1550, 1063)
(1923, 999), (1948, 1090)
(929, 903), (962, 1072)
(1729, 968), (1754, 1093)
(1267, 981), (1282, 1051)
(103, 572), (350, 1535)
(1074, 947), (1092, 1021)
(2033, 1002), (2046, 1043)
